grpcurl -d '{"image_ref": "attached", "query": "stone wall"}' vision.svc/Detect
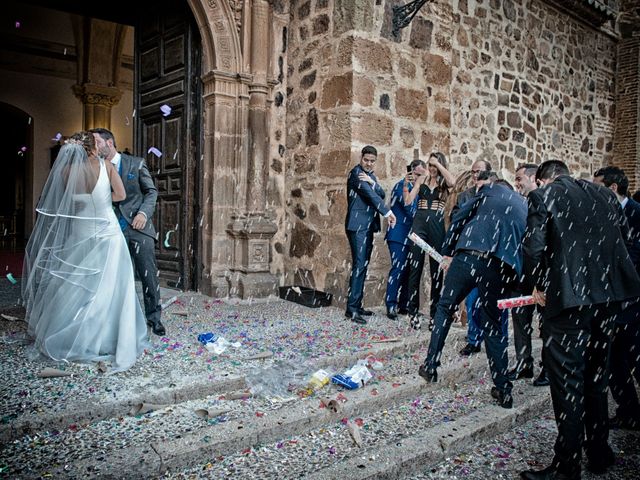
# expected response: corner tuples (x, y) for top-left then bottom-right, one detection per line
(278, 0), (621, 308)
(449, 0), (617, 179)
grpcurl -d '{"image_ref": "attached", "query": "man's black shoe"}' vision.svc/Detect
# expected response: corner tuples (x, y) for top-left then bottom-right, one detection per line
(586, 447), (615, 474)
(459, 343), (481, 356)
(418, 364), (437, 382)
(490, 387), (513, 409)
(148, 320), (166, 336)
(350, 314), (367, 325)
(359, 309), (374, 316)
(533, 368), (550, 387)
(508, 364), (534, 381)
(609, 414), (640, 431)
(409, 314), (422, 330)
(520, 465), (579, 480)
(386, 308), (398, 320)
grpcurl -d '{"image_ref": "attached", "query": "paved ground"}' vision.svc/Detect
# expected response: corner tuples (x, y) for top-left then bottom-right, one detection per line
(1, 284), (639, 479)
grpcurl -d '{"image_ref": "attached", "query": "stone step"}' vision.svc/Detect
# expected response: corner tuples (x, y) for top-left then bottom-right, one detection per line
(302, 384), (549, 480)
(1, 326), (434, 443)
(10, 339), (541, 479)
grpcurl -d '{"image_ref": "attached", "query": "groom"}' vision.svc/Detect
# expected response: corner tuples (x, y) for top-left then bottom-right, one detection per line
(91, 128), (166, 336)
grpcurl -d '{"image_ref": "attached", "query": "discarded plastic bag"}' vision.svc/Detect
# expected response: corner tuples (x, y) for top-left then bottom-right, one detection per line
(245, 360), (308, 399)
(344, 363), (372, 385)
(205, 336), (241, 355)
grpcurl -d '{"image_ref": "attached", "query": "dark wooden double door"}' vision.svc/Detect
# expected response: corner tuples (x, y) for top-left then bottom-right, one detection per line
(135, 1), (202, 291)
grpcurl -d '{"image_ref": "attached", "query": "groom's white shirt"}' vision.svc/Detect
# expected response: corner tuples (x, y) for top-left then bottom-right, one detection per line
(111, 152), (122, 172)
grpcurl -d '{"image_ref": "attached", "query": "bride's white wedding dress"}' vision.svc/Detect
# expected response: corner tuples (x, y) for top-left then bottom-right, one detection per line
(24, 156), (148, 373)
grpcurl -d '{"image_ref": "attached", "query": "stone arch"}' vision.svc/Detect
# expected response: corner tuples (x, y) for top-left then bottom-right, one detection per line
(186, 0), (243, 73)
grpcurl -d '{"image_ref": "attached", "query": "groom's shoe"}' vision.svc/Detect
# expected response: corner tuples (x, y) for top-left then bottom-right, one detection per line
(148, 319), (166, 336)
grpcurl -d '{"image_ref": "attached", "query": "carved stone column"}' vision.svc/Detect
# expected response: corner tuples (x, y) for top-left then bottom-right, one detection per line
(72, 83), (122, 130)
(227, 0), (278, 298)
(200, 70), (248, 298)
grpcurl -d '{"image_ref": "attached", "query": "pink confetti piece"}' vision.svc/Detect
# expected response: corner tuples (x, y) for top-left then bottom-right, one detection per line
(15, 21), (21, 28)
(20, 146), (27, 152)
(160, 104), (172, 116)
(147, 147), (162, 157)
(52, 133), (62, 142)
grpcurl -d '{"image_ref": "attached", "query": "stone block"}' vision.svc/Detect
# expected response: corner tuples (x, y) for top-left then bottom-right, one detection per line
(381, 0), (404, 42)
(409, 17), (433, 50)
(396, 87), (429, 120)
(300, 70), (317, 89)
(421, 130), (450, 156)
(334, 0), (373, 35)
(289, 220), (321, 258)
(312, 14), (330, 36)
(353, 75), (375, 107)
(337, 36), (354, 67)
(400, 127), (416, 148)
(354, 38), (393, 73)
(507, 111), (522, 128)
(306, 108), (319, 146)
(321, 72), (353, 109)
(434, 108), (451, 127)
(398, 56), (417, 79)
(319, 149), (352, 178)
(424, 53), (452, 86)
(352, 113), (394, 145)
(294, 153), (314, 174)
(523, 121), (537, 140)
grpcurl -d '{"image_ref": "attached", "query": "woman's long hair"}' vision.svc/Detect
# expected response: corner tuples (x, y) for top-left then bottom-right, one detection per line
(443, 170), (475, 229)
(429, 152), (450, 204)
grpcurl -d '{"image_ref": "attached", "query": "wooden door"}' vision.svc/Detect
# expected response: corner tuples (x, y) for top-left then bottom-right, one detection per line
(135, 0), (201, 290)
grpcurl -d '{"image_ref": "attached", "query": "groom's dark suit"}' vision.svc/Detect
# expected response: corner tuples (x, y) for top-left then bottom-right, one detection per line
(113, 153), (162, 329)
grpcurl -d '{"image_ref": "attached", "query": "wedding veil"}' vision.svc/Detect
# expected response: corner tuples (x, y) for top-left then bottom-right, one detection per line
(22, 142), (111, 343)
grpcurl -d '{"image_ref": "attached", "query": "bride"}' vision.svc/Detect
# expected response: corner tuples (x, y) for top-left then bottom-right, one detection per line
(22, 131), (148, 373)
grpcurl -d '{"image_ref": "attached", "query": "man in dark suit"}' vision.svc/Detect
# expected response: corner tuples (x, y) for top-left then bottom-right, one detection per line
(91, 128), (165, 336)
(384, 159), (422, 320)
(520, 161), (640, 480)
(345, 145), (396, 325)
(418, 172), (527, 409)
(456, 160), (510, 357)
(593, 166), (640, 430)
(509, 163), (549, 387)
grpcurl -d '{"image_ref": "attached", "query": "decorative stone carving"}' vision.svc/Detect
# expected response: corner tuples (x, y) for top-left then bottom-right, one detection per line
(72, 84), (122, 107)
(228, 0), (244, 34)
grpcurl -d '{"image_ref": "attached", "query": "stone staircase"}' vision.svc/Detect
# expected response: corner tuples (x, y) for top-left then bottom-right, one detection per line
(0, 298), (550, 479)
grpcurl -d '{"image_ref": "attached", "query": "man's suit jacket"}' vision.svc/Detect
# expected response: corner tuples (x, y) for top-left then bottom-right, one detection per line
(523, 175), (640, 320)
(624, 198), (640, 273)
(345, 165), (389, 233)
(442, 183), (527, 274)
(384, 179), (416, 244)
(115, 153), (158, 240)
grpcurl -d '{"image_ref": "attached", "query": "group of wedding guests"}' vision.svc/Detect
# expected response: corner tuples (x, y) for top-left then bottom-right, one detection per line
(345, 145), (640, 480)
(22, 130), (165, 375)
